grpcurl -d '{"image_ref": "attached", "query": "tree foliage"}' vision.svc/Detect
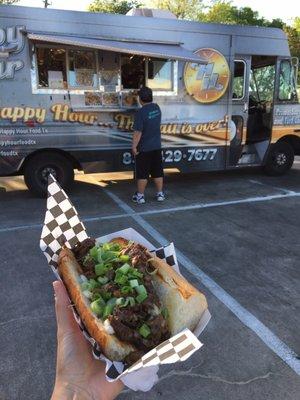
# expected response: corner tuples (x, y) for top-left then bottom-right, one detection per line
(152, 0), (205, 20)
(88, 0), (142, 14)
(0, 0), (19, 4)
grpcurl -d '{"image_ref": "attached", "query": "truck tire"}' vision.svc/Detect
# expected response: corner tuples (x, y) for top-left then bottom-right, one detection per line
(24, 153), (74, 197)
(263, 142), (294, 176)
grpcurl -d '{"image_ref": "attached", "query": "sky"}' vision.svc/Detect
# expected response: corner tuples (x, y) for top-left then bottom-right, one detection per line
(16, 0), (300, 25)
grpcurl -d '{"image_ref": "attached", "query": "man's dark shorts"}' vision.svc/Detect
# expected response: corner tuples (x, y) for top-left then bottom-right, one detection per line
(135, 149), (164, 180)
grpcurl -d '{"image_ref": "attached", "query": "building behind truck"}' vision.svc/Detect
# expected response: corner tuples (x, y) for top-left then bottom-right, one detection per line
(0, 5), (299, 196)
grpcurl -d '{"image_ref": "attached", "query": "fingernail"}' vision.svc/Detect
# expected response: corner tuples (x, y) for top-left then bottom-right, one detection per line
(53, 281), (59, 298)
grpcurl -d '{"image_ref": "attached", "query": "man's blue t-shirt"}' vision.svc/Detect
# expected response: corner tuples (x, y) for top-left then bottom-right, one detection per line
(132, 103), (162, 152)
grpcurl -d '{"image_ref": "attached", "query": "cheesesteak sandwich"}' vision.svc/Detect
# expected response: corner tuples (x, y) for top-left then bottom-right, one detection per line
(58, 237), (207, 365)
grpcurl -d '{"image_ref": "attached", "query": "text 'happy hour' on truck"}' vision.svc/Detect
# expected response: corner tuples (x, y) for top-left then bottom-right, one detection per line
(0, 5), (299, 196)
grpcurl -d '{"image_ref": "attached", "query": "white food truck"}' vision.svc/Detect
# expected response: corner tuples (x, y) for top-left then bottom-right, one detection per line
(0, 5), (299, 195)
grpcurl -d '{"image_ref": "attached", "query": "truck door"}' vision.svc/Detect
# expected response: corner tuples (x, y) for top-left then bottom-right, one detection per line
(228, 56), (251, 166)
(229, 55), (277, 166)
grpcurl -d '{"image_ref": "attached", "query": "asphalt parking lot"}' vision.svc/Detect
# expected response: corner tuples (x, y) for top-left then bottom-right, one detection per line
(0, 160), (299, 400)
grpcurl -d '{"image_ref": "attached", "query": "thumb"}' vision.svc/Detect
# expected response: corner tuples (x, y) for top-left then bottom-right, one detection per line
(53, 280), (79, 338)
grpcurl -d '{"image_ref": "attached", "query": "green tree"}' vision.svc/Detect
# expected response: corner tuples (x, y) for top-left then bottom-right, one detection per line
(202, 1), (270, 26)
(293, 16), (300, 33)
(88, 0), (142, 14)
(153, 0), (205, 20)
(0, 0), (19, 4)
(202, 1), (237, 24)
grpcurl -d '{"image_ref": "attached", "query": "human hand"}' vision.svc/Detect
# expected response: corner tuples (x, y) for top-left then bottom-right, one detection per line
(51, 280), (124, 400)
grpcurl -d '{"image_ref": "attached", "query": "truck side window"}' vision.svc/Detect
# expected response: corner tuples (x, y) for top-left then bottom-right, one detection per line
(121, 54), (145, 89)
(232, 60), (245, 100)
(147, 58), (174, 91)
(68, 50), (97, 89)
(36, 47), (67, 89)
(278, 60), (298, 102)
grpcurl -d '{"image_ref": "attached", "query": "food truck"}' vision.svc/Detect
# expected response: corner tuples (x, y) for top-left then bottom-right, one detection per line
(0, 5), (299, 195)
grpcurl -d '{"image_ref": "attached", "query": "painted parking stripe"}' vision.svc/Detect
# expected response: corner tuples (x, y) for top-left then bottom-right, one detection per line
(103, 187), (300, 376)
(248, 179), (296, 195)
(0, 191), (300, 234)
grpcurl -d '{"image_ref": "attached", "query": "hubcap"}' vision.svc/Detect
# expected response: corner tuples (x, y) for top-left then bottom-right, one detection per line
(275, 153), (287, 166)
(40, 166), (57, 182)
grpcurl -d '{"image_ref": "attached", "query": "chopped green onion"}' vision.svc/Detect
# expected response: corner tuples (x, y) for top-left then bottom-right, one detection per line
(97, 276), (109, 285)
(103, 298), (117, 319)
(88, 278), (100, 289)
(107, 297), (117, 307)
(135, 285), (147, 296)
(89, 246), (99, 261)
(103, 243), (111, 251)
(128, 297), (135, 306)
(161, 307), (169, 319)
(119, 254), (130, 262)
(129, 279), (139, 288)
(116, 297), (125, 306)
(114, 273), (128, 286)
(102, 251), (120, 262)
(118, 263), (131, 274)
(80, 281), (90, 291)
(91, 292), (101, 301)
(121, 285), (133, 295)
(95, 263), (108, 276)
(83, 290), (93, 299)
(136, 292), (148, 303)
(128, 268), (143, 279)
(106, 242), (121, 252)
(139, 323), (151, 338)
(91, 297), (105, 316)
(119, 296), (135, 308)
(101, 291), (112, 301)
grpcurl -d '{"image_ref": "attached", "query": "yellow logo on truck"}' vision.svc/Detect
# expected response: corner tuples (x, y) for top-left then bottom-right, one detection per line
(184, 48), (230, 104)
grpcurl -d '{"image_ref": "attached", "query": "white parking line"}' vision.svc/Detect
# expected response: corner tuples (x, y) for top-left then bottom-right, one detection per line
(103, 187), (300, 376)
(0, 191), (300, 234)
(248, 179), (296, 195)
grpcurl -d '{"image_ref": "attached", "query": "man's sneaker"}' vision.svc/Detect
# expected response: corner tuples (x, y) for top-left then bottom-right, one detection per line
(156, 192), (165, 202)
(132, 192), (145, 204)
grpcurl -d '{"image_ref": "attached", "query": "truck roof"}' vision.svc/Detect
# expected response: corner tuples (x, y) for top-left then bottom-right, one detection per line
(0, 4), (287, 41)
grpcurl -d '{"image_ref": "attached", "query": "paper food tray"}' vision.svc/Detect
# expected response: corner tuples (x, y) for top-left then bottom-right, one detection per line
(40, 175), (211, 392)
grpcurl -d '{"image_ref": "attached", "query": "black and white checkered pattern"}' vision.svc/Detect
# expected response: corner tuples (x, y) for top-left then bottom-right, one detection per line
(40, 176), (203, 383)
(40, 174), (88, 268)
(121, 329), (200, 376)
(151, 243), (178, 269)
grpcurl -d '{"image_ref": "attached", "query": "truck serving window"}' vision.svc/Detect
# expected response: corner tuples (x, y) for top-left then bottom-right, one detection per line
(68, 50), (97, 89)
(36, 47), (67, 89)
(232, 60), (245, 100)
(147, 58), (174, 91)
(278, 60), (298, 102)
(121, 54), (145, 89)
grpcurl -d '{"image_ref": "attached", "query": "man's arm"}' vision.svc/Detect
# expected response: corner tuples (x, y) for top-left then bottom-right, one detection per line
(132, 131), (142, 156)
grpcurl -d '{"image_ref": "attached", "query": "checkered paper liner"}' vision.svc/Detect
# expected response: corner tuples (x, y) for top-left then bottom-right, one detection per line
(40, 175), (208, 390)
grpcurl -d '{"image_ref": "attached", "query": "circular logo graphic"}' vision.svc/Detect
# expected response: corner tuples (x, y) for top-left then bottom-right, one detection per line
(184, 48), (230, 104)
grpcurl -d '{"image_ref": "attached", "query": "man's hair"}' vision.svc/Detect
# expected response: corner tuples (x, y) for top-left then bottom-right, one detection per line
(138, 86), (153, 103)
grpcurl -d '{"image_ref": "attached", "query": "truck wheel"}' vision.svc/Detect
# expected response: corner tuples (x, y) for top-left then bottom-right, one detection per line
(264, 142), (294, 176)
(24, 153), (74, 197)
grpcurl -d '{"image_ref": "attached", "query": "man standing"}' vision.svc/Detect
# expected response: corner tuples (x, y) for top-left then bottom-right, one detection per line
(131, 86), (165, 204)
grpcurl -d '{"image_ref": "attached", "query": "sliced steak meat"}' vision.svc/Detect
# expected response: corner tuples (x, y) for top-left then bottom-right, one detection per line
(124, 350), (145, 366)
(81, 258), (96, 279)
(121, 243), (150, 268)
(109, 315), (140, 345)
(72, 238), (96, 264)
